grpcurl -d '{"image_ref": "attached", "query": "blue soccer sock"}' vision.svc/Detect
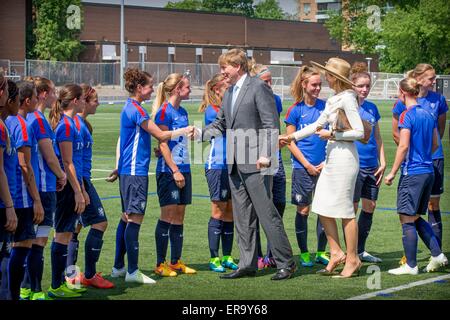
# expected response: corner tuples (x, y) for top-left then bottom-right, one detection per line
(295, 213), (308, 253)
(124, 222), (141, 274)
(208, 217), (222, 258)
(155, 219), (170, 266)
(50, 241), (68, 290)
(20, 259), (30, 289)
(85, 228), (104, 279)
(169, 224), (184, 265)
(415, 217), (441, 257)
(0, 241), (11, 300)
(221, 221), (234, 257)
(402, 222), (418, 268)
(357, 210), (374, 254)
(8, 247), (30, 300)
(113, 219), (127, 269)
(316, 216), (328, 252)
(428, 209), (442, 249)
(27, 244), (44, 292)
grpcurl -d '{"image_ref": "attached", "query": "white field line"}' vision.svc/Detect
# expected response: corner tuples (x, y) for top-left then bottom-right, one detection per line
(347, 274), (450, 300)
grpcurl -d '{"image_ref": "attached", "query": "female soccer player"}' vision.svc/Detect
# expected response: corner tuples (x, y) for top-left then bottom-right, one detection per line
(199, 74), (238, 273)
(48, 84), (87, 298)
(6, 81), (44, 300)
(111, 69), (193, 284)
(152, 73), (196, 277)
(284, 65), (329, 267)
(0, 79), (17, 300)
(392, 64), (447, 255)
(21, 77), (67, 300)
(385, 77), (448, 275)
(65, 84), (114, 289)
(350, 63), (385, 264)
(248, 62), (289, 269)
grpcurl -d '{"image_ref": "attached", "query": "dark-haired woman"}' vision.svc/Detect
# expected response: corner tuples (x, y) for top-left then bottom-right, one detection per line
(111, 68), (193, 285)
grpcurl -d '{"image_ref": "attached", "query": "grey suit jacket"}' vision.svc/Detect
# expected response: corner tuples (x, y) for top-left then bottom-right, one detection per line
(203, 74), (280, 174)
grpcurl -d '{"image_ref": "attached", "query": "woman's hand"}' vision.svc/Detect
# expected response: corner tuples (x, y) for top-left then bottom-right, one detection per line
(279, 134), (294, 147)
(106, 169), (118, 183)
(173, 171), (185, 189)
(83, 188), (91, 207)
(384, 172), (396, 186)
(374, 164), (386, 186)
(316, 129), (333, 140)
(4, 207), (17, 232)
(306, 164), (321, 176)
(74, 191), (86, 214)
(33, 199), (45, 225)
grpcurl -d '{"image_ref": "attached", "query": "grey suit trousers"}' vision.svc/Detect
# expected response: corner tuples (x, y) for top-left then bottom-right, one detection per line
(229, 164), (294, 270)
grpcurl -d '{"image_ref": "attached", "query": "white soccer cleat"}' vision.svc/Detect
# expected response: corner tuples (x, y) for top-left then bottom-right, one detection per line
(359, 251), (382, 263)
(424, 253), (448, 273)
(111, 267), (127, 278)
(125, 270), (156, 284)
(388, 264), (419, 275)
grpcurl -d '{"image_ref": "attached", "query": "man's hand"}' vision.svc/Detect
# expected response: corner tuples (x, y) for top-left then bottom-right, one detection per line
(279, 134), (294, 147)
(256, 156), (271, 170)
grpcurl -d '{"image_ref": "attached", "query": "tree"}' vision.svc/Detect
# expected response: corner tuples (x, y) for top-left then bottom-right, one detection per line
(254, 0), (284, 20)
(324, 0), (450, 73)
(33, 0), (84, 61)
(166, 0), (203, 10)
(202, 0), (255, 16)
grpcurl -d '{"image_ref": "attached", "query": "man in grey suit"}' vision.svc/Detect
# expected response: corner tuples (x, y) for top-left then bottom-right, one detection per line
(202, 49), (295, 280)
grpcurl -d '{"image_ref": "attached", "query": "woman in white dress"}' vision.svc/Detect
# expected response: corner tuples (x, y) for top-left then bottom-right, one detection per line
(280, 58), (364, 278)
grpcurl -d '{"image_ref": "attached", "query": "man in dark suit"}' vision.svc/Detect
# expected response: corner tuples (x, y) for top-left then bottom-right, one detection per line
(202, 49), (295, 280)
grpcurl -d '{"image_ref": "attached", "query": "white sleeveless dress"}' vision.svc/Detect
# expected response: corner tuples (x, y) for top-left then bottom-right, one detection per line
(292, 90), (364, 219)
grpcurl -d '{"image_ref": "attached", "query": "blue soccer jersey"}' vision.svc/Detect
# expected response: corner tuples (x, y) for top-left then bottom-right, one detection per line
(274, 94), (283, 115)
(284, 99), (327, 169)
(74, 115), (93, 179)
(398, 105), (436, 175)
(27, 110), (57, 192)
(155, 102), (190, 173)
(0, 123), (17, 208)
(118, 98), (151, 176)
(204, 104), (227, 170)
(54, 114), (84, 183)
(6, 114), (39, 208)
(393, 91), (448, 160)
(355, 100), (381, 168)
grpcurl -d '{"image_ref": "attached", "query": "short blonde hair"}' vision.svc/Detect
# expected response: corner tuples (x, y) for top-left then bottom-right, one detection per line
(218, 48), (248, 73)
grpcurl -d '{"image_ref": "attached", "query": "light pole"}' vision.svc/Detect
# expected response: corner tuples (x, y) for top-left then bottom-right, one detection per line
(365, 57), (373, 74)
(120, 0), (125, 89)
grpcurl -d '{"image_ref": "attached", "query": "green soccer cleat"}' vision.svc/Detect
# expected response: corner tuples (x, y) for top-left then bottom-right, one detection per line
(30, 291), (53, 300)
(315, 251), (330, 265)
(300, 252), (314, 267)
(221, 256), (238, 270)
(48, 285), (82, 299)
(64, 281), (87, 293)
(20, 287), (31, 300)
(209, 257), (226, 273)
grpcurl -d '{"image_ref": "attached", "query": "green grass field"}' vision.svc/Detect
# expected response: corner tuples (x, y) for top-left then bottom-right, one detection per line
(41, 100), (449, 300)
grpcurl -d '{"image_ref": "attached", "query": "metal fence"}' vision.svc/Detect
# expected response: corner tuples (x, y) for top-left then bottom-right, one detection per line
(0, 59), (445, 102)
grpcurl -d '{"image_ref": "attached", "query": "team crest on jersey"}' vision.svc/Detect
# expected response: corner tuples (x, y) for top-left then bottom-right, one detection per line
(98, 207), (105, 217)
(430, 103), (436, 109)
(295, 194), (302, 203)
(221, 189), (228, 199)
(171, 190), (179, 200)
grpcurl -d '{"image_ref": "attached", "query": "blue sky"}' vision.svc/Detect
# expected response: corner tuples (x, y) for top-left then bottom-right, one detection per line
(82, 0), (299, 14)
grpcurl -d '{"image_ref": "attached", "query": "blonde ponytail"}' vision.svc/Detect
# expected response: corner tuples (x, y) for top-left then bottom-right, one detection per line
(151, 82), (166, 119)
(151, 73), (184, 118)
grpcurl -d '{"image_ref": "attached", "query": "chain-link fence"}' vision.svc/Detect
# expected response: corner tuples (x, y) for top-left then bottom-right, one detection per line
(0, 59), (444, 102)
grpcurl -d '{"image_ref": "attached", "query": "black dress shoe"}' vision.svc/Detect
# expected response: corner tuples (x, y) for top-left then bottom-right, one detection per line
(271, 264), (296, 281)
(220, 269), (256, 279)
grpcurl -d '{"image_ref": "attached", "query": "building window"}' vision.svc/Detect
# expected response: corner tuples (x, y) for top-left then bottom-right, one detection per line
(303, 3), (311, 15)
(102, 44), (118, 60)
